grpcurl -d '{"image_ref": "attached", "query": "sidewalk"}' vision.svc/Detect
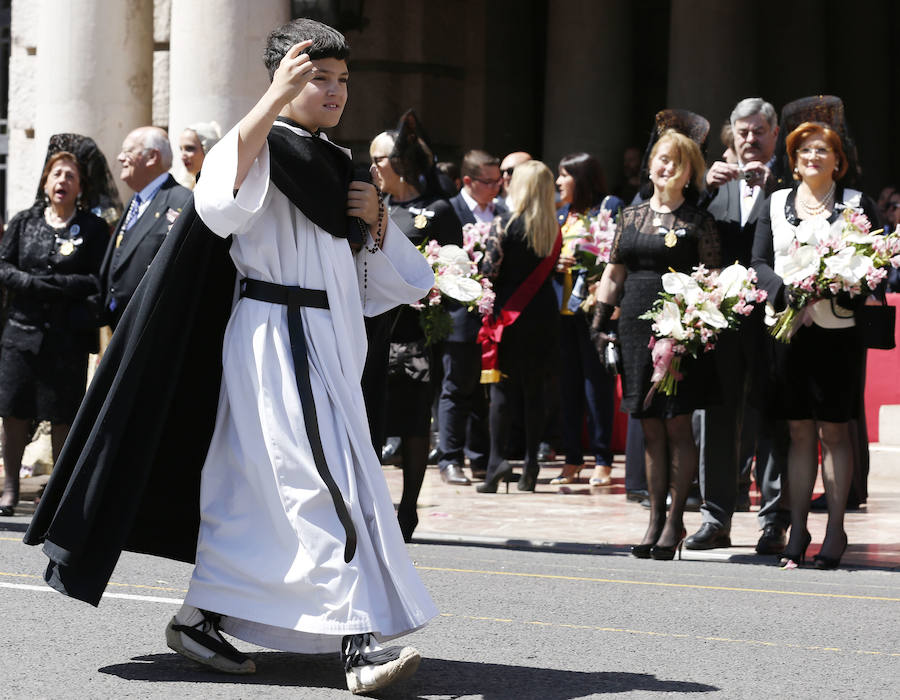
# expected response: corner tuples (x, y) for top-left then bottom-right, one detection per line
(12, 445), (900, 570)
(383, 446), (900, 570)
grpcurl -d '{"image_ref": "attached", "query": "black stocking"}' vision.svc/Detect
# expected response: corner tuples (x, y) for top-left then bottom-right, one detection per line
(1, 417), (29, 508)
(639, 417), (669, 546)
(657, 414), (698, 548)
(397, 435), (429, 542)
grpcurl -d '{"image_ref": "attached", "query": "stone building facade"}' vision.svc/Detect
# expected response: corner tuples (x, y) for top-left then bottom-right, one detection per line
(4, 0), (899, 220)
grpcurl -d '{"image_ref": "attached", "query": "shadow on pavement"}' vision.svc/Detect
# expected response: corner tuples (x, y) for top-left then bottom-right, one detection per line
(100, 653), (719, 696)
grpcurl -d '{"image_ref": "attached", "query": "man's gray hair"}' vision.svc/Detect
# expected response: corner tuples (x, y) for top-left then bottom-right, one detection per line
(730, 98), (777, 129)
(138, 126), (174, 170)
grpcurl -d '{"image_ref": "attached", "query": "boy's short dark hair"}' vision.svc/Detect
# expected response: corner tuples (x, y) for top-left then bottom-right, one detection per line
(460, 150), (500, 179)
(263, 18), (351, 81)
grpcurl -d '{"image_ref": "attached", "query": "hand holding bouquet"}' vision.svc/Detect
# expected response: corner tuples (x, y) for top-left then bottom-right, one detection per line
(566, 209), (617, 313)
(639, 263), (767, 407)
(768, 208), (900, 342)
(413, 222), (495, 344)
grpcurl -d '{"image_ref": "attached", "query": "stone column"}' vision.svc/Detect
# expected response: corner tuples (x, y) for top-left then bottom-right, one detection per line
(33, 0), (154, 207)
(667, 0), (760, 157)
(542, 0), (632, 186)
(6, 0), (40, 218)
(168, 0), (290, 185)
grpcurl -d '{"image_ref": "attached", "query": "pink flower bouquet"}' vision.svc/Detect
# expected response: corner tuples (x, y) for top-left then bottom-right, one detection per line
(768, 207), (900, 342)
(412, 222), (495, 345)
(639, 264), (768, 407)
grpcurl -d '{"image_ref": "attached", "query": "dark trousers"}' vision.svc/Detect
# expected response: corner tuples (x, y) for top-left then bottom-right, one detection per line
(700, 329), (789, 530)
(488, 366), (544, 472)
(438, 341), (489, 471)
(624, 415), (648, 492)
(558, 314), (615, 466)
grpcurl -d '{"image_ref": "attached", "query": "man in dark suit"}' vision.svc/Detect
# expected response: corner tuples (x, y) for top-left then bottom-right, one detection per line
(438, 149), (507, 485)
(687, 97), (790, 554)
(101, 126), (191, 329)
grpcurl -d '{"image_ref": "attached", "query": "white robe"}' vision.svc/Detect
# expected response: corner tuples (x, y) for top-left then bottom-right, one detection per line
(185, 121), (438, 653)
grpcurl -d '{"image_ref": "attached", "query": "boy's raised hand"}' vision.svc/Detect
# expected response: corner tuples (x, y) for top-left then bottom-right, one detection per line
(269, 40), (315, 107)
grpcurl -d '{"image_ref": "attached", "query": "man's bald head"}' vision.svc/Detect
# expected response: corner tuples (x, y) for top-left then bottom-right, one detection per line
(500, 151), (532, 195)
(117, 126), (173, 192)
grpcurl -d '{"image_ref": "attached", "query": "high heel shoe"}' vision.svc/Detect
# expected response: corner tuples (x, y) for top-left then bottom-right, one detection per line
(778, 530), (811, 569)
(549, 465), (583, 485)
(813, 532), (848, 570)
(631, 519), (666, 559)
(650, 529), (686, 561)
(517, 466), (539, 492)
(589, 464), (612, 487)
(396, 507), (418, 543)
(476, 461), (513, 494)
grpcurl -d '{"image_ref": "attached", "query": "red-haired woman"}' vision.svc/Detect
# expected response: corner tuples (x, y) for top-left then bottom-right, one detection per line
(752, 121), (880, 569)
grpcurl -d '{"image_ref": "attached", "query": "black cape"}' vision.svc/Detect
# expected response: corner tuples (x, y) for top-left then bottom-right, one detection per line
(24, 124), (359, 606)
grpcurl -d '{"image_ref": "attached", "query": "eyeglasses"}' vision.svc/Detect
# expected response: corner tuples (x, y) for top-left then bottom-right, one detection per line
(371, 155), (390, 166)
(501, 167), (515, 177)
(797, 147), (833, 157)
(472, 177), (502, 187)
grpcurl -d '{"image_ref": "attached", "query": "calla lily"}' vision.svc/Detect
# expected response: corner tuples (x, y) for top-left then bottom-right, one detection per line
(696, 301), (728, 328)
(437, 274), (482, 302)
(654, 300), (687, 340)
(437, 244), (473, 275)
(795, 217), (830, 245)
(776, 244), (820, 285)
(716, 263), (748, 298)
(661, 272), (701, 304)
(823, 247), (873, 284)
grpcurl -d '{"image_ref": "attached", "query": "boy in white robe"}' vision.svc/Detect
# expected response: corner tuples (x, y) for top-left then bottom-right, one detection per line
(164, 18), (438, 695)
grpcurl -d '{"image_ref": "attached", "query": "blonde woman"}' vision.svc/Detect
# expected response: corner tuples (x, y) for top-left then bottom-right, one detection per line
(592, 130), (721, 558)
(476, 160), (562, 493)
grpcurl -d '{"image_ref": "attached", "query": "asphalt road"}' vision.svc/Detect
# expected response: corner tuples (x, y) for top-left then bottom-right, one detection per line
(2, 517), (898, 699)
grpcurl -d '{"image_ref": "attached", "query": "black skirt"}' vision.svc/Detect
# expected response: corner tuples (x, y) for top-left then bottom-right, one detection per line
(0, 343), (89, 423)
(772, 323), (863, 422)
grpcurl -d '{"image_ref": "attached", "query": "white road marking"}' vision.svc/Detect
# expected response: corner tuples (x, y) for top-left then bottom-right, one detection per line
(0, 581), (182, 604)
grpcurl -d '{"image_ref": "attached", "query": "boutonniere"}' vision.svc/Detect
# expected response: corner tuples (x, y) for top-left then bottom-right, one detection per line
(408, 207), (435, 230)
(657, 227), (687, 247)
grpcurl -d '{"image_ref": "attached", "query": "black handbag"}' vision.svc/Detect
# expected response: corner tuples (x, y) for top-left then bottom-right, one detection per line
(856, 299), (896, 350)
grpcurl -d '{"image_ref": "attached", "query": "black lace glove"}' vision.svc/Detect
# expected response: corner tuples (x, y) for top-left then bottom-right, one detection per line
(590, 301), (617, 354)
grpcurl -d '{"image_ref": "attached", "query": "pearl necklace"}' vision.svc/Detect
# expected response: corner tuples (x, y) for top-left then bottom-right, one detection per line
(44, 206), (77, 229)
(797, 182), (836, 218)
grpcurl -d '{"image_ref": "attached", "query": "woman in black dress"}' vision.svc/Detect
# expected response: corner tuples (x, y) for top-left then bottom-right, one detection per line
(476, 160), (561, 493)
(592, 130), (721, 559)
(368, 112), (462, 540)
(752, 121), (879, 569)
(0, 150), (108, 515)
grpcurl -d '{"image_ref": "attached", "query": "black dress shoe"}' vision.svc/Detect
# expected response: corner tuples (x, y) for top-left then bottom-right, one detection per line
(755, 524), (787, 555)
(440, 464), (471, 485)
(684, 523), (731, 550)
(381, 437), (402, 466)
(626, 489), (649, 503)
(811, 492), (862, 512)
(0, 505), (14, 517)
(426, 447), (441, 464)
(537, 442), (556, 462)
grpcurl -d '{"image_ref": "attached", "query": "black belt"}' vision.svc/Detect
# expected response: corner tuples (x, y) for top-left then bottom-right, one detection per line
(239, 278), (356, 562)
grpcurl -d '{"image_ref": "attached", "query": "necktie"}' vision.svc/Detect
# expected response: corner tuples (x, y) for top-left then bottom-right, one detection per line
(124, 193), (142, 230)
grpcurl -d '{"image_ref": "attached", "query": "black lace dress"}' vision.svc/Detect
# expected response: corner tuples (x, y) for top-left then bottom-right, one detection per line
(0, 207), (108, 422)
(384, 193), (462, 436)
(612, 200), (722, 417)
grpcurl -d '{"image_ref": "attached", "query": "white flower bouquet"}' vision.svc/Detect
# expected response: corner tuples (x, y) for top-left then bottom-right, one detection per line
(412, 222), (495, 345)
(768, 207), (900, 342)
(567, 210), (617, 313)
(639, 264), (768, 407)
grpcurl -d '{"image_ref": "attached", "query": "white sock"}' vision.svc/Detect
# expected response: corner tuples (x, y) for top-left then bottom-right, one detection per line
(173, 604), (218, 659)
